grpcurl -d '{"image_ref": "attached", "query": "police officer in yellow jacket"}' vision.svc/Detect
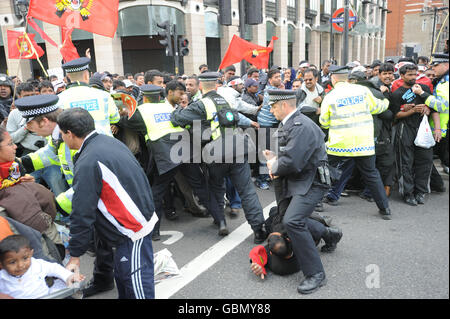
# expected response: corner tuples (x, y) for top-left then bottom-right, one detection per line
(413, 53), (449, 115)
(57, 57), (120, 136)
(122, 83), (209, 241)
(319, 65), (392, 220)
(15, 96), (74, 215)
(170, 72), (267, 243)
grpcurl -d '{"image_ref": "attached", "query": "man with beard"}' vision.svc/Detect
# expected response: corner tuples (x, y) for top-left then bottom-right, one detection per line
(391, 64), (434, 206)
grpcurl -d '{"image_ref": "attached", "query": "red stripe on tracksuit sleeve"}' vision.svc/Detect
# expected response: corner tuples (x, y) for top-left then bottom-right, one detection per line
(100, 180), (143, 233)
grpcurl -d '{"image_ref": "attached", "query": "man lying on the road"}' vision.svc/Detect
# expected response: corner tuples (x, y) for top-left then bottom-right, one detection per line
(249, 212), (343, 279)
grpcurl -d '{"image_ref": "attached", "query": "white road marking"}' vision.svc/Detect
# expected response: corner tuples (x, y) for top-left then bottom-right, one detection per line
(155, 201), (276, 299)
(160, 230), (184, 245)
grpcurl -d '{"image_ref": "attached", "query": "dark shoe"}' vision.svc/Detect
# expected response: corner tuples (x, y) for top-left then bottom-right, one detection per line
(321, 227), (343, 253)
(415, 193), (426, 205)
(323, 196), (339, 206)
(254, 179), (270, 190)
(253, 228), (268, 244)
(297, 272), (327, 294)
(228, 208), (240, 218)
(152, 230), (161, 241)
(379, 208), (392, 220)
(359, 192), (374, 202)
(218, 220), (229, 236)
(186, 204), (209, 218)
(314, 202), (324, 212)
(82, 279), (115, 298)
(404, 194), (418, 206)
(165, 210), (179, 220)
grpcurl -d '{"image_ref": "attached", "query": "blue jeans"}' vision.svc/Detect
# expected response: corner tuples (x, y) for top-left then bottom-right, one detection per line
(226, 177), (242, 209)
(31, 165), (69, 196)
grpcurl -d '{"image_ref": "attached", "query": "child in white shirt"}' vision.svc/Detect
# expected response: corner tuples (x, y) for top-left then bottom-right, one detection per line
(0, 234), (85, 299)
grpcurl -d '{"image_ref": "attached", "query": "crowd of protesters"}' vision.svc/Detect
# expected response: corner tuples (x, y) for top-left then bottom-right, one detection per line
(0, 43), (448, 298)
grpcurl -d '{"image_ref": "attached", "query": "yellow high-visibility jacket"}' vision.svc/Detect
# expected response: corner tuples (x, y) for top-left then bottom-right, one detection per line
(320, 82), (389, 157)
(57, 82), (120, 135)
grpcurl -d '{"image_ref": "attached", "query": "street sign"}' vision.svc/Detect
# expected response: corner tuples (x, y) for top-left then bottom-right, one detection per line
(332, 8), (357, 32)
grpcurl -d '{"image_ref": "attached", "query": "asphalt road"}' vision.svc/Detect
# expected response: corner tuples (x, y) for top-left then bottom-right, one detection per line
(80, 164), (449, 300)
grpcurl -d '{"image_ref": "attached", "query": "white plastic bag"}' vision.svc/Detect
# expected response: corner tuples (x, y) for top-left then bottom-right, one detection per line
(153, 249), (181, 283)
(414, 116), (436, 149)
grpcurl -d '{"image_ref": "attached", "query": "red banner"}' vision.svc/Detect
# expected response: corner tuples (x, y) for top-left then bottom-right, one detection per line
(28, 0), (119, 38)
(219, 35), (278, 70)
(7, 30), (44, 59)
(60, 27), (80, 63)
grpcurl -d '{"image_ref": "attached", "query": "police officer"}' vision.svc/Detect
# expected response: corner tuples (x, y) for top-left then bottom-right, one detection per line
(320, 65), (392, 219)
(264, 89), (340, 294)
(58, 57), (120, 136)
(170, 72), (267, 243)
(123, 84), (209, 241)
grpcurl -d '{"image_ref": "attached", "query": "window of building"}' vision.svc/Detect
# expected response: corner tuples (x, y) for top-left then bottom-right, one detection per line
(287, 0), (297, 21)
(422, 19), (427, 32)
(266, 0), (278, 19)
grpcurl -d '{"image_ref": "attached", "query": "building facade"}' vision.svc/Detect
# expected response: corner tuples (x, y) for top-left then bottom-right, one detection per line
(0, 0), (388, 79)
(385, 0), (449, 58)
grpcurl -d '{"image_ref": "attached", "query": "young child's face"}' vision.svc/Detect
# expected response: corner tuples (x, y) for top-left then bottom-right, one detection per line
(0, 247), (33, 277)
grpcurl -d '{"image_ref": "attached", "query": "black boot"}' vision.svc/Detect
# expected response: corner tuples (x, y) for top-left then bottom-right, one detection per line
(321, 227), (343, 253)
(152, 229), (161, 241)
(218, 220), (229, 236)
(297, 272), (327, 294)
(82, 278), (115, 298)
(253, 227), (268, 244)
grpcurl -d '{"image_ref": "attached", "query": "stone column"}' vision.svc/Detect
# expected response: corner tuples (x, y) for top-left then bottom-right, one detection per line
(308, 0), (321, 66)
(183, 0), (207, 75)
(292, 1), (306, 65)
(321, 32), (330, 62)
(42, 22), (63, 70)
(93, 32), (124, 74)
(273, 0), (288, 68)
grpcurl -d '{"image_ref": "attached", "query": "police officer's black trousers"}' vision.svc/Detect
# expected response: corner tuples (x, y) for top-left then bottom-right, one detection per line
(395, 123), (433, 196)
(329, 155), (390, 210)
(207, 161), (265, 231)
(152, 164), (208, 232)
(282, 184), (326, 277)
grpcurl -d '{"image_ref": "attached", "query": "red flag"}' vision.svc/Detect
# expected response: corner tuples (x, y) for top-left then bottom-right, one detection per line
(219, 35), (278, 70)
(28, 0), (119, 38)
(7, 30), (45, 59)
(60, 27), (80, 63)
(27, 17), (59, 48)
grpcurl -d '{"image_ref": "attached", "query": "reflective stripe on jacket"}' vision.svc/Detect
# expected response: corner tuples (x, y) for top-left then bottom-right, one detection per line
(57, 84), (120, 135)
(319, 82), (389, 157)
(425, 74), (449, 114)
(137, 101), (184, 141)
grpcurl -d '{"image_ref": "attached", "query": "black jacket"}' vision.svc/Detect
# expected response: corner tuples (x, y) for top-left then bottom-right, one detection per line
(271, 110), (328, 198)
(68, 133), (156, 257)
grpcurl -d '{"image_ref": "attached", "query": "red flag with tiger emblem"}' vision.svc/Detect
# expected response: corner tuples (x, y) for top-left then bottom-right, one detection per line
(27, 0), (119, 38)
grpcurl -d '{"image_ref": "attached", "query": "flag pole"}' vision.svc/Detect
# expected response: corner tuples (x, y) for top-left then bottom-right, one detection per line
(23, 32), (48, 78)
